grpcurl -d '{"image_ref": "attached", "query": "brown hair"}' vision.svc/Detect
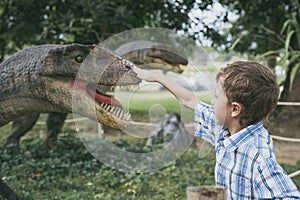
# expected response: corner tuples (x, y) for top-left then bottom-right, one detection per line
(216, 61), (279, 126)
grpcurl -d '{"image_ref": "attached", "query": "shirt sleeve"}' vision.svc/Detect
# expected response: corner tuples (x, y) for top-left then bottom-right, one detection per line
(254, 157), (300, 199)
(194, 101), (220, 146)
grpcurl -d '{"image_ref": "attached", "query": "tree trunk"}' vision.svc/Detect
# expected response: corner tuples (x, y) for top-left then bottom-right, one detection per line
(268, 66), (300, 138)
(266, 1), (280, 70)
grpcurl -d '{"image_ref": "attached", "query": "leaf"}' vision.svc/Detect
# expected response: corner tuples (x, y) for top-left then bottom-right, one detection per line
(281, 19), (293, 35)
(296, 0), (300, 21)
(290, 62), (300, 88)
(261, 25), (285, 45)
(284, 30), (295, 53)
(260, 50), (281, 58)
(230, 36), (242, 50)
(291, 15), (300, 48)
(289, 52), (300, 64)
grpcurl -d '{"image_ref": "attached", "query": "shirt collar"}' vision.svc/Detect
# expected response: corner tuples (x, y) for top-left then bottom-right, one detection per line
(222, 121), (264, 152)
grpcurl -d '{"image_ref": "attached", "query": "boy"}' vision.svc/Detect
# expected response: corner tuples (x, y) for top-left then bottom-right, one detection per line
(133, 61), (300, 199)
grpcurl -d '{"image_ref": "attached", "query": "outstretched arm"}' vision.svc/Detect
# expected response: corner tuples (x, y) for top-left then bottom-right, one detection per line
(133, 67), (198, 110)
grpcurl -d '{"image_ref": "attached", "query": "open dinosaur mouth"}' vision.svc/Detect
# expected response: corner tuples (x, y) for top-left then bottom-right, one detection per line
(70, 80), (131, 121)
(86, 84), (122, 108)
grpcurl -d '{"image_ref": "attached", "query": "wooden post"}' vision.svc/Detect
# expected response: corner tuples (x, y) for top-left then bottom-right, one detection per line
(186, 186), (226, 200)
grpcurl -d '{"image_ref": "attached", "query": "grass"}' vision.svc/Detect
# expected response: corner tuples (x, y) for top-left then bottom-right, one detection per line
(116, 90), (211, 123)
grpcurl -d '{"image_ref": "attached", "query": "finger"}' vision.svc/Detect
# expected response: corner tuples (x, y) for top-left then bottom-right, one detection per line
(132, 67), (143, 78)
(132, 66), (139, 72)
(136, 73), (145, 80)
(132, 65), (138, 70)
(132, 66), (143, 74)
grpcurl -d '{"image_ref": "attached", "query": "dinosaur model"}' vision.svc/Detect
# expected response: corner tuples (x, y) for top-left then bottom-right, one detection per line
(6, 41), (188, 148)
(0, 42), (187, 199)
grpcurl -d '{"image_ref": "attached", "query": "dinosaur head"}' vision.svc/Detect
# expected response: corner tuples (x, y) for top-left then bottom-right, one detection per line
(0, 44), (140, 128)
(40, 44), (141, 129)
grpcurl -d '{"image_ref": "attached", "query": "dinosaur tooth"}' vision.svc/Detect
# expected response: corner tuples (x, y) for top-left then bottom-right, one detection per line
(116, 108), (122, 118)
(120, 110), (125, 119)
(125, 113), (131, 121)
(111, 106), (117, 113)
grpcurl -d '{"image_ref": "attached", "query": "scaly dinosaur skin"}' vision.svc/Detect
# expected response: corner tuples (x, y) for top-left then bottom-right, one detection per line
(6, 41), (188, 148)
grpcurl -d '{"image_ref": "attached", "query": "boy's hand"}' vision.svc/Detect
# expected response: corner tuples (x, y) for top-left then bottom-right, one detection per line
(133, 66), (197, 110)
(132, 67), (162, 82)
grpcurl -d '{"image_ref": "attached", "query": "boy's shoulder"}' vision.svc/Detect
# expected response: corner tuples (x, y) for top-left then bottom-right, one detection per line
(248, 126), (275, 163)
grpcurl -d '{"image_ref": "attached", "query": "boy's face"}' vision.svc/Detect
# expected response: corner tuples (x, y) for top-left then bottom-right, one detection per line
(212, 78), (230, 127)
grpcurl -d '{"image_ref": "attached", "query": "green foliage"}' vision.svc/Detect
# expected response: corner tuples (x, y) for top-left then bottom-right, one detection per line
(0, 0), (195, 61)
(0, 132), (216, 199)
(197, 0), (297, 56)
(256, 1), (300, 100)
(260, 1), (300, 60)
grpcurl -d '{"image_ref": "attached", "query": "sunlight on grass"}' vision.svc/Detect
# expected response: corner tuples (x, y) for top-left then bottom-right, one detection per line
(115, 90), (212, 123)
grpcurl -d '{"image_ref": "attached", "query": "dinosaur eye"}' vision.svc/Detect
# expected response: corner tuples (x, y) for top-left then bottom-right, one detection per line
(75, 55), (84, 63)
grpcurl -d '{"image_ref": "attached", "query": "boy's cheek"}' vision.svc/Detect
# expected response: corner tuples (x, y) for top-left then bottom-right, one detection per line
(214, 115), (223, 126)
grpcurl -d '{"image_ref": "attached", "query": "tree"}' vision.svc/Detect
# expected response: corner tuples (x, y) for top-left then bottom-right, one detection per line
(188, 1), (296, 67)
(264, 1), (300, 137)
(189, 0), (300, 137)
(0, 0), (195, 61)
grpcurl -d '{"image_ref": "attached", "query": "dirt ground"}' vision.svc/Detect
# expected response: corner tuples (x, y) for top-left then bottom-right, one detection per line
(273, 139), (300, 165)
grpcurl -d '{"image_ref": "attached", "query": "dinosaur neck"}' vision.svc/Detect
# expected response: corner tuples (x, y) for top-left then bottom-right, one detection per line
(0, 45), (58, 126)
(0, 96), (65, 126)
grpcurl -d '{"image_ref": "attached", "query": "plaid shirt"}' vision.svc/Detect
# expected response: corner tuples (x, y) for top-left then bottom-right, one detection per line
(194, 102), (300, 199)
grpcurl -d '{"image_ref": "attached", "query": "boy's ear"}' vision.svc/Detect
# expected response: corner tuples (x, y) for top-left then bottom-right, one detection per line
(230, 102), (243, 118)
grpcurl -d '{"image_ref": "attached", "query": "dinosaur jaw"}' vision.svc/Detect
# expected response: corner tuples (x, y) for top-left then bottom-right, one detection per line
(70, 80), (131, 129)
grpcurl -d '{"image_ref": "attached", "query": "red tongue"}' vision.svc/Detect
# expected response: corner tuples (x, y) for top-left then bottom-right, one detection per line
(70, 81), (123, 108)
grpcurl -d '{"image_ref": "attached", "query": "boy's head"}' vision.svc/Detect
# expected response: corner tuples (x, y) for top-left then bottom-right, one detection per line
(216, 61), (279, 127)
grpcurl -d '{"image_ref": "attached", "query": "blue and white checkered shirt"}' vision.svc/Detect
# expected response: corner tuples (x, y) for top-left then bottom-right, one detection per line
(194, 102), (300, 199)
